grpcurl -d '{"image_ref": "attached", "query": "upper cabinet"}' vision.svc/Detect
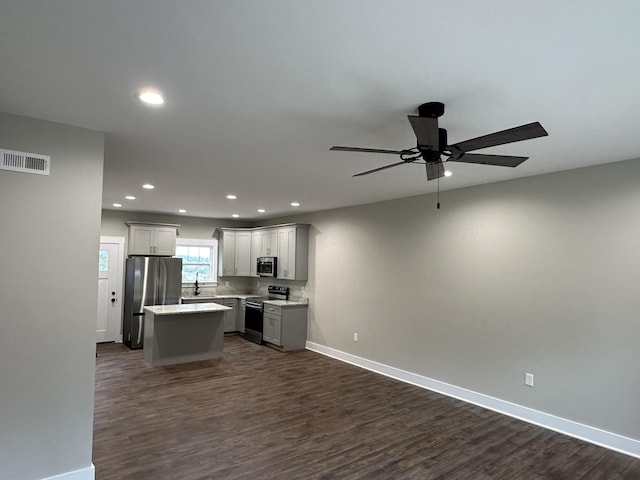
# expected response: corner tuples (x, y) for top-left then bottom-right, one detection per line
(127, 222), (178, 256)
(219, 224), (309, 279)
(235, 231), (252, 276)
(219, 229), (252, 277)
(260, 229), (279, 256)
(276, 225), (309, 281)
(250, 230), (261, 277)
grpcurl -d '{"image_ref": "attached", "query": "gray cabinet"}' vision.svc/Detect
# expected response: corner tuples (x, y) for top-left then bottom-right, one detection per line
(262, 303), (308, 351)
(250, 228), (279, 276)
(263, 306), (281, 346)
(218, 230), (252, 277)
(183, 296), (240, 333)
(219, 224), (309, 279)
(127, 223), (178, 256)
(260, 229), (279, 256)
(276, 225), (309, 280)
(214, 298), (238, 332)
(250, 231), (261, 277)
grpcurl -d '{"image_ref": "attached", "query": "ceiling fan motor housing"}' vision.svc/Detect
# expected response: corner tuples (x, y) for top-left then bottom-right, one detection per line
(418, 102), (445, 118)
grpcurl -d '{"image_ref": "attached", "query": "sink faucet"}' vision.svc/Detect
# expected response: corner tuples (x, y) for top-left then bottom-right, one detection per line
(194, 273), (201, 296)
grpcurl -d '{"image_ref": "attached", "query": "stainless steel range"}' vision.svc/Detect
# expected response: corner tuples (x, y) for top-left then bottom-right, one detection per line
(244, 285), (289, 344)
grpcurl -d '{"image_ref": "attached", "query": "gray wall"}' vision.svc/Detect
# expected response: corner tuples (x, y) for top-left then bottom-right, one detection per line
(0, 113), (104, 479)
(276, 157), (640, 441)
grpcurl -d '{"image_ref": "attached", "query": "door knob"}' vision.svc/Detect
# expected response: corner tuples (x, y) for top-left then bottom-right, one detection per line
(111, 298), (116, 303)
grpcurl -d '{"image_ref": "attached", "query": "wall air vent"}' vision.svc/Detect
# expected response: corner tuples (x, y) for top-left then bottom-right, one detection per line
(0, 148), (50, 175)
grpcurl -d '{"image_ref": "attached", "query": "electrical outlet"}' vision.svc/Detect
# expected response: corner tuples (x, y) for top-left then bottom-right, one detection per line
(353, 333), (359, 342)
(225, 281), (229, 287)
(524, 373), (534, 387)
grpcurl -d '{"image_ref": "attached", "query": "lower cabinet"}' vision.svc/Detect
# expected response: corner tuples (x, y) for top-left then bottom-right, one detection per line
(262, 304), (308, 351)
(263, 310), (281, 346)
(182, 296), (237, 333)
(214, 298), (238, 333)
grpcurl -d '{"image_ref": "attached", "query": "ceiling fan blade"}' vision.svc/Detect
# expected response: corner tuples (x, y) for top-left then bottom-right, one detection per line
(426, 162), (444, 181)
(448, 122), (548, 153)
(330, 146), (404, 155)
(407, 116), (439, 150)
(448, 153), (529, 167)
(353, 161), (407, 177)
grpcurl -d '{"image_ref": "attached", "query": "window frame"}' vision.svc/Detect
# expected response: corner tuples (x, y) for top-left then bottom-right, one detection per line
(174, 237), (218, 285)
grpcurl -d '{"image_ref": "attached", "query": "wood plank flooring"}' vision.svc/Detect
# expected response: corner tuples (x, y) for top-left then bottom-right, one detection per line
(93, 336), (640, 479)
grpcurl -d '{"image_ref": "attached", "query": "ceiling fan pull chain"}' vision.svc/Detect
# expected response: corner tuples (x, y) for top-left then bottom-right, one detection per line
(437, 175), (441, 209)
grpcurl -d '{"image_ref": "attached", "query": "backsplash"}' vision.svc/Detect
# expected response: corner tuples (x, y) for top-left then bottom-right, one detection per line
(181, 277), (309, 303)
(181, 277), (255, 298)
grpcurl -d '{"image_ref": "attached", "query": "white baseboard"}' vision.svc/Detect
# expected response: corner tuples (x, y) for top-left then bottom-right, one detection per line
(42, 464), (94, 480)
(306, 341), (640, 459)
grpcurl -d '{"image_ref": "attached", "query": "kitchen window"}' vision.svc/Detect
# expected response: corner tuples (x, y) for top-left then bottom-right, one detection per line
(175, 238), (218, 284)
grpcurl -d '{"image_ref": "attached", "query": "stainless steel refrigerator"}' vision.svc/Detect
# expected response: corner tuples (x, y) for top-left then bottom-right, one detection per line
(123, 257), (183, 349)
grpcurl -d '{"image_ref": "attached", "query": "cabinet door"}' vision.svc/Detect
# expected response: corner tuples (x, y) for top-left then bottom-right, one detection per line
(263, 313), (281, 346)
(213, 298), (236, 332)
(269, 230), (279, 256)
(220, 231), (236, 276)
(263, 313), (275, 344)
(260, 229), (279, 256)
(128, 225), (154, 255)
(235, 231), (252, 276)
(154, 227), (177, 256)
(223, 299), (237, 332)
(263, 305), (282, 345)
(271, 315), (281, 345)
(250, 231), (261, 276)
(277, 227), (296, 279)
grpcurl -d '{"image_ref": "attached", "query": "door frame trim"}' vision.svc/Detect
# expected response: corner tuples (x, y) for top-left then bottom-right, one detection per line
(99, 236), (125, 342)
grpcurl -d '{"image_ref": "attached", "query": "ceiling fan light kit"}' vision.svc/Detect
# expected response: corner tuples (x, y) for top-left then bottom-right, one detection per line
(331, 101), (549, 182)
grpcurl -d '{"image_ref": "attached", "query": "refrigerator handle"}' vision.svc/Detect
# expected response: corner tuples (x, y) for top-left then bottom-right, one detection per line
(157, 260), (166, 304)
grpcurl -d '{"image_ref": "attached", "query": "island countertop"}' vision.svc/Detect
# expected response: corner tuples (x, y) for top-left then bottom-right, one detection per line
(144, 303), (231, 316)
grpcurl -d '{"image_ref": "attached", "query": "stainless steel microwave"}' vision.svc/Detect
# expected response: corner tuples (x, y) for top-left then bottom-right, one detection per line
(257, 256), (277, 277)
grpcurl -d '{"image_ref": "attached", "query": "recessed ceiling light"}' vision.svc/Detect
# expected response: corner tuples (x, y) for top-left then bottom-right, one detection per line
(125, 195), (136, 200)
(226, 194), (237, 200)
(444, 170), (452, 177)
(178, 209), (187, 213)
(142, 184), (155, 189)
(232, 214), (240, 218)
(291, 202), (300, 207)
(136, 89), (164, 105)
(257, 209), (266, 213)
(113, 203), (122, 208)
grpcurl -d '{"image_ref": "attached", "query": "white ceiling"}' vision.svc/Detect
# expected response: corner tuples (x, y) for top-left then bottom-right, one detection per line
(2, 1), (640, 220)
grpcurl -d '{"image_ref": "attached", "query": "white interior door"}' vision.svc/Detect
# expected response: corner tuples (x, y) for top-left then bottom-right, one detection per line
(97, 237), (124, 343)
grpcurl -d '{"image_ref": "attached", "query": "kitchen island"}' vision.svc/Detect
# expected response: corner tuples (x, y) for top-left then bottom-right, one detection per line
(143, 303), (231, 367)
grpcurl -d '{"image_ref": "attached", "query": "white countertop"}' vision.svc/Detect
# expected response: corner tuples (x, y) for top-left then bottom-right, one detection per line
(181, 295), (309, 307)
(263, 299), (309, 307)
(145, 303), (231, 315)
(181, 294), (259, 302)
(211, 294), (260, 299)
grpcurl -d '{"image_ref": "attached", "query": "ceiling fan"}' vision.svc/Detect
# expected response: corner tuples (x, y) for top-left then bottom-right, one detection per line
(330, 102), (548, 180)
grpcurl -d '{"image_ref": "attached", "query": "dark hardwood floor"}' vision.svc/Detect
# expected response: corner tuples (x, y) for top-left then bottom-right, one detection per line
(93, 336), (640, 479)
